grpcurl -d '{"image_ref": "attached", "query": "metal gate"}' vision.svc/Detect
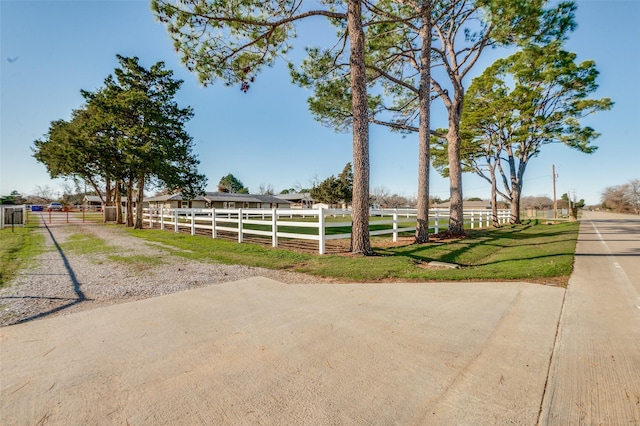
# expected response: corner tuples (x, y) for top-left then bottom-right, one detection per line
(30, 207), (107, 225)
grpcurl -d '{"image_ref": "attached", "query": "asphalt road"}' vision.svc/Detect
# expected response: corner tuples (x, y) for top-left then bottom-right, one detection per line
(1, 211), (639, 425)
(539, 211), (640, 424)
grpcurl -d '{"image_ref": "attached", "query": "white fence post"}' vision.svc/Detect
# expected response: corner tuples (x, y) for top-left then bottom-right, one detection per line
(191, 209), (196, 235)
(434, 210), (439, 234)
(160, 208), (165, 230)
(238, 208), (243, 243)
(174, 209), (179, 232)
(272, 208), (278, 248)
(319, 207), (326, 255)
(486, 211), (490, 227)
(471, 211), (475, 229)
(393, 209), (399, 242)
(211, 208), (216, 238)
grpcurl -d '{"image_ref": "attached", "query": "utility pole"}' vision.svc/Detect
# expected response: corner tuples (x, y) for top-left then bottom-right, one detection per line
(553, 165), (558, 219)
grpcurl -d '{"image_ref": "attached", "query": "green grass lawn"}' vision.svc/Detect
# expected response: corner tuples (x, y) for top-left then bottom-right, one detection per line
(58, 230), (169, 272)
(0, 221), (45, 287)
(59, 232), (117, 255)
(127, 219), (579, 285)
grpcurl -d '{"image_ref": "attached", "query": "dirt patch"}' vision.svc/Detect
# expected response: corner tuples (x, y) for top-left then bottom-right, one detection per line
(416, 260), (460, 270)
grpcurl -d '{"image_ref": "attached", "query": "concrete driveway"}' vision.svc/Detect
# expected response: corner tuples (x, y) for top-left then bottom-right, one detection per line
(4, 211), (639, 425)
(2, 278), (563, 425)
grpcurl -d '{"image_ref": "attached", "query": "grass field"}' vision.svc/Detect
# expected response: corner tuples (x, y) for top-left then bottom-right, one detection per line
(128, 219), (579, 285)
(0, 218), (45, 287)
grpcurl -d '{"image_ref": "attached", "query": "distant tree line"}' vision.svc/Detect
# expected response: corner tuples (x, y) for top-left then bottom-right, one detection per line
(601, 179), (640, 214)
(310, 163), (353, 207)
(0, 191), (27, 205)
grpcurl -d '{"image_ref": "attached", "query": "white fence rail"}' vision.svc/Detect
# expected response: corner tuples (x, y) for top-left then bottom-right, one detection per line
(142, 207), (510, 254)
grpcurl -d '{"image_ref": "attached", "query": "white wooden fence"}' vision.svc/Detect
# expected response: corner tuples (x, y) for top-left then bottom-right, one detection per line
(142, 207), (510, 254)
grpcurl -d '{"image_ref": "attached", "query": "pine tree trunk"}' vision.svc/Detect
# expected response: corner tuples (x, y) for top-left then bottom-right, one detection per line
(115, 181), (123, 225)
(510, 184), (521, 224)
(103, 177), (113, 224)
(134, 174), (145, 229)
(415, 3), (432, 244)
(126, 179), (134, 227)
(509, 158), (522, 224)
(347, 0), (372, 255)
(490, 167), (500, 227)
(447, 102), (465, 235)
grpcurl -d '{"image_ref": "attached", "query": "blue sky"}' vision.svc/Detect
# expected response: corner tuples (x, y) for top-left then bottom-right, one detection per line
(1, 0), (638, 205)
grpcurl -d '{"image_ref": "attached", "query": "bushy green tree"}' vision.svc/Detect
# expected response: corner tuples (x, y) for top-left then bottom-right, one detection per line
(311, 163), (353, 206)
(33, 55), (206, 228)
(434, 41), (612, 223)
(33, 102), (125, 221)
(218, 174), (249, 194)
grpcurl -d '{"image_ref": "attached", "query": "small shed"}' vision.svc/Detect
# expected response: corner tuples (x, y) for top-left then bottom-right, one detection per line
(0, 205), (26, 229)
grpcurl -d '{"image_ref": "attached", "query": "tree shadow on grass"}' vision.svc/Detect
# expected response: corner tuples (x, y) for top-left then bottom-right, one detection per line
(383, 221), (578, 268)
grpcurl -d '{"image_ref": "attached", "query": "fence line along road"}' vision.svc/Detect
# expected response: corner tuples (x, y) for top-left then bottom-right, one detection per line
(142, 207), (511, 254)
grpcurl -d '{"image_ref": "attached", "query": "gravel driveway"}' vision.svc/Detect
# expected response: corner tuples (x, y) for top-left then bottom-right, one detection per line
(0, 223), (333, 327)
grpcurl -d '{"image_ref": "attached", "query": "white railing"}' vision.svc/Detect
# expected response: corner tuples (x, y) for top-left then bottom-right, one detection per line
(142, 207), (511, 254)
